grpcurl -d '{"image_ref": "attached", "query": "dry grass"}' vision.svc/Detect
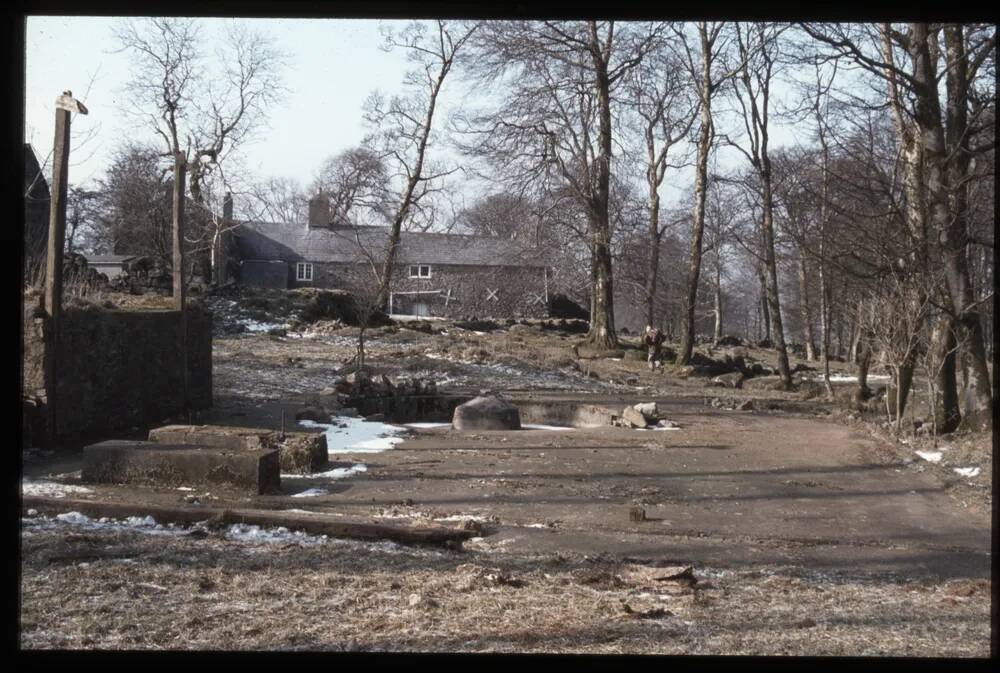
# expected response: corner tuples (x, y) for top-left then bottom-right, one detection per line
(20, 521), (990, 655)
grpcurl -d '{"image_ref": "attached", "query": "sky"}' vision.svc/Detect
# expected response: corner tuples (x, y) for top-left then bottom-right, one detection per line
(25, 16), (807, 217)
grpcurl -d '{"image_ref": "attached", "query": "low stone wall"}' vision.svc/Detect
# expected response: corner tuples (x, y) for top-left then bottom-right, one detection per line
(22, 296), (212, 444)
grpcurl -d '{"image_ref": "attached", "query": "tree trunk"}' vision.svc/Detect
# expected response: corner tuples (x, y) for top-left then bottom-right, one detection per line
(588, 225), (618, 348)
(760, 171), (792, 388)
(584, 24), (618, 349)
(758, 264), (771, 344)
(678, 23), (713, 365)
(932, 313), (961, 433)
(797, 251), (816, 361)
(712, 251), (723, 343)
(941, 24), (993, 431)
(644, 191), (661, 328)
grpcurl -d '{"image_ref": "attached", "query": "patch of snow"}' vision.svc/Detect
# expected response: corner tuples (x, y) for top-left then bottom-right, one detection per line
(176, 486), (195, 492)
(915, 450), (943, 463)
(405, 422), (451, 429)
(22, 480), (94, 498)
(224, 523), (328, 546)
(55, 511), (92, 525)
(299, 417), (407, 454)
(522, 424), (575, 431)
(820, 373), (892, 383)
(435, 514), (491, 523)
(285, 463), (368, 480)
(291, 488), (329, 498)
(123, 515), (158, 528)
(953, 467), (980, 478)
(22, 511), (187, 538)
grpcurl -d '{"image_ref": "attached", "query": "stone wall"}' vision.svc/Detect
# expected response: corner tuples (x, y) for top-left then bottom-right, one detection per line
(22, 295), (213, 444)
(292, 262), (549, 320)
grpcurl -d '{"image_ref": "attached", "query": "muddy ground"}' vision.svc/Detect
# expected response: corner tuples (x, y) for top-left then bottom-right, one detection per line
(20, 319), (993, 655)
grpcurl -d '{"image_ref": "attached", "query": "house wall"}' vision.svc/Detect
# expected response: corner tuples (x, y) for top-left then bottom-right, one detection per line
(240, 260), (289, 289)
(22, 295), (213, 444)
(289, 262), (549, 319)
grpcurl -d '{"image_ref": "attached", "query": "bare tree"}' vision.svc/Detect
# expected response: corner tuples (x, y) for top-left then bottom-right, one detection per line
(801, 21), (995, 428)
(366, 20), (478, 309)
(459, 20), (664, 348)
(311, 146), (391, 226)
(113, 17), (287, 281)
(622, 30), (698, 327)
(674, 22), (747, 364)
(724, 22), (794, 389)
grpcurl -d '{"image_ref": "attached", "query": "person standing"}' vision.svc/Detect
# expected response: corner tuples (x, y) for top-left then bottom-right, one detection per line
(644, 325), (666, 370)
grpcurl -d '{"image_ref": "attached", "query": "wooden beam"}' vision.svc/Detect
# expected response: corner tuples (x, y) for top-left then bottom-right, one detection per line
(22, 496), (478, 548)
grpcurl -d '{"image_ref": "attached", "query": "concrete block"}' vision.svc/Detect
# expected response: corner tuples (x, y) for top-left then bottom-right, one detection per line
(82, 440), (280, 494)
(148, 424), (326, 474)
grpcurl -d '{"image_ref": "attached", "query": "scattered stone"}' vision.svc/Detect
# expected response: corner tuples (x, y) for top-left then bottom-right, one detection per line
(737, 399), (754, 411)
(633, 402), (660, 421)
(295, 407), (330, 423)
(408, 593), (439, 608)
(629, 506), (646, 522)
(617, 564), (697, 590)
(657, 419), (680, 428)
(452, 395), (522, 431)
(623, 603), (674, 619)
(711, 372), (745, 389)
(621, 406), (650, 428)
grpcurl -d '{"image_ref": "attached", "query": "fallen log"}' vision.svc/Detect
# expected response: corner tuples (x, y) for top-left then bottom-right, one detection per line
(21, 496), (477, 548)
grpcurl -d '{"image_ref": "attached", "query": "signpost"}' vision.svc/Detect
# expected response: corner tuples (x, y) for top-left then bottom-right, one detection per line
(43, 91), (87, 441)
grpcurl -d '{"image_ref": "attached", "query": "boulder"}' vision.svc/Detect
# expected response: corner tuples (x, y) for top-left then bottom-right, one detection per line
(633, 402), (660, 422)
(710, 372), (745, 389)
(452, 395), (521, 431)
(295, 407), (331, 423)
(621, 406), (650, 428)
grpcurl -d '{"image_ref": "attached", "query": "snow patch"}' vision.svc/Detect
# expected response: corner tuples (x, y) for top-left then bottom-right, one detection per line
(290, 488), (329, 498)
(523, 424), (575, 431)
(953, 467), (980, 478)
(285, 463), (368, 480)
(821, 373), (892, 383)
(224, 523), (328, 546)
(915, 450), (943, 463)
(299, 417), (407, 454)
(22, 480), (94, 498)
(405, 422), (451, 429)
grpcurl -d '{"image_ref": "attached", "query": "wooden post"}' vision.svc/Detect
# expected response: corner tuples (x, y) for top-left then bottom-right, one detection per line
(172, 154), (189, 410)
(172, 154), (187, 310)
(43, 91), (87, 442)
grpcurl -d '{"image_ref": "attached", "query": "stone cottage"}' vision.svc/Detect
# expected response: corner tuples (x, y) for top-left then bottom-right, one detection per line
(24, 144), (51, 282)
(231, 195), (551, 319)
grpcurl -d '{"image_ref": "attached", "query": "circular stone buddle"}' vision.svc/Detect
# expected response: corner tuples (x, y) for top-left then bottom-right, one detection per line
(451, 395), (522, 431)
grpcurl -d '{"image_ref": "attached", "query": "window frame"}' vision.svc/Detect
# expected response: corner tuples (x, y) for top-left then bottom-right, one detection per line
(296, 262), (313, 282)
(408, 264), (432, 279)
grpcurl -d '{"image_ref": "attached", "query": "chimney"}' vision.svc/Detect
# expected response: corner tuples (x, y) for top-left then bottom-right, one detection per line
(308, 193), (330, 228)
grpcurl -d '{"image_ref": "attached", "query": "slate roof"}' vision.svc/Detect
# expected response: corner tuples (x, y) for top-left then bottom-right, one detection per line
(235, 221), (546, 269)
(85, 254), (139, 265)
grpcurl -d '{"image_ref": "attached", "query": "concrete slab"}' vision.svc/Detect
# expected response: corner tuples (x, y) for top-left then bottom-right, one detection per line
(148, 424), (326, 474)
(82, 440), (280, 494)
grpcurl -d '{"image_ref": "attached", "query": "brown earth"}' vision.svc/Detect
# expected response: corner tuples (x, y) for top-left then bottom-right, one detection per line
(19, 322), (993, 655)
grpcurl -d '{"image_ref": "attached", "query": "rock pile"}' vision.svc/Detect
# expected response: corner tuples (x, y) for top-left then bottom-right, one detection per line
(612, 402), (679, 429)
(452, 394), (521, 431)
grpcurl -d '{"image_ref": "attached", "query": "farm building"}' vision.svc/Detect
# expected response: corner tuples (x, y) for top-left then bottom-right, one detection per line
(230, 194), (551, 319)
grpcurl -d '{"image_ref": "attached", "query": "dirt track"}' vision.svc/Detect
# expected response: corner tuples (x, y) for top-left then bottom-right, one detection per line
(20, 329), (993, 654)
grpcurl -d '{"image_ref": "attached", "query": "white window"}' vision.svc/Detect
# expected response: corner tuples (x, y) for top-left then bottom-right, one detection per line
(408, 264), (432, 279)
(296, 262), (313, 282)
